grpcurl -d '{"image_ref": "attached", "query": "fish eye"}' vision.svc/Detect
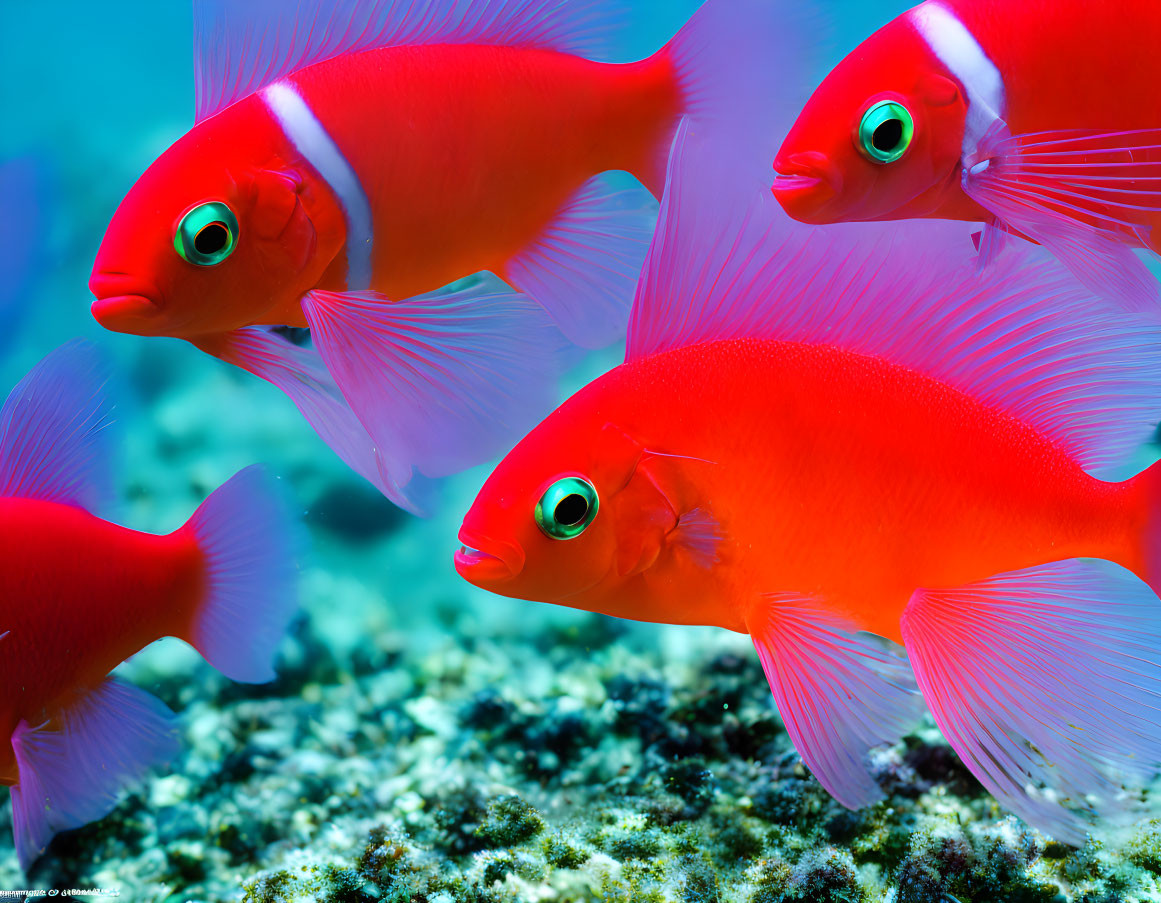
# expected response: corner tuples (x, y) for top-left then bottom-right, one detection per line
(534, 476), (599, 540)
(858, 101), (914, 164)
(174, 201), (239, 266)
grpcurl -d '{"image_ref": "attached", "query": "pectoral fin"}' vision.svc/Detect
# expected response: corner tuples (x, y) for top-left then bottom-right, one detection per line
(302, 275), (567, 482)
(963, 121), (1161, 312)
(194, 327), (436, 515)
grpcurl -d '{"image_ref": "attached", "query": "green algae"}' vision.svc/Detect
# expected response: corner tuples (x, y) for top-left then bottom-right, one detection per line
(475, 794), (546, 847)
(18, 612), (1161, 901)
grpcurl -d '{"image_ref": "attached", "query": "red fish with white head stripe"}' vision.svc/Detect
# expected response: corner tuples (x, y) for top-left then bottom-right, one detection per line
(90, 0), (821, 514)
(773, 0), (1161, 313)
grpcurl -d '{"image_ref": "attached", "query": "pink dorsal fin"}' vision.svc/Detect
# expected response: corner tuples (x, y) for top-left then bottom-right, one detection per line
(0, 340), (114, 512)
(194, 0), (628, 121)
(628, 122), (1161, 481)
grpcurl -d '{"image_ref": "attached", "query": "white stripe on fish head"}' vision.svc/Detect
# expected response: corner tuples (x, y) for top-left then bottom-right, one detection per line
(260, 80), (373, 292)
(909, 1), (1005, 159)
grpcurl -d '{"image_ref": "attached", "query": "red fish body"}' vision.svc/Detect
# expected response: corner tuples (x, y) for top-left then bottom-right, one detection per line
(94, 45), (679, 334)
(773, 0), (1161, 311)
(0, 500), (202, 782)
(479, 339), (1139, 643)
(285, 45), (678, 303)
(0, 343), (301, 870)
(458, 128), (1161, 842)
(91, 0), (799, 513)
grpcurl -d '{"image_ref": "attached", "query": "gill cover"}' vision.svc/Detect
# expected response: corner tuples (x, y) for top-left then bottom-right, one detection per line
(594, 424), (696, 579)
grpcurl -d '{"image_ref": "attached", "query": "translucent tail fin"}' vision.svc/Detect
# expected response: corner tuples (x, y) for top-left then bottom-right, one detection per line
(181, 465), (305, 683)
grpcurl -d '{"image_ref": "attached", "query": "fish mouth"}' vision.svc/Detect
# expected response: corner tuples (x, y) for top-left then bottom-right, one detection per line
(771, 152), (841, 223)
(89, 272), (164, 334)
(771, 172), (822, 191)
(454, 529), (524, 586)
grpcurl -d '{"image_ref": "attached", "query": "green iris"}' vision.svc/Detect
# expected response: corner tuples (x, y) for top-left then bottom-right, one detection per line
(535, 476), (599, 540)
(858, 101), (914, 164)
(174, 201), (239, 266)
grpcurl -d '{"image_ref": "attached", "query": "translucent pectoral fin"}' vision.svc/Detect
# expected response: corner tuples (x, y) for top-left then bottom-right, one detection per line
(302, 276), (567, 483)
(199, 328), (436, 515)
(748, 594), (926, 809)
(902, 558), (1161, 844)
(963, 123), (1161, 313)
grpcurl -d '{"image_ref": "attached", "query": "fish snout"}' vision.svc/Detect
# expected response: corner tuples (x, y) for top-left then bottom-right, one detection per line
(89, 271), (164, 335)
(454, 528), (525, 586)
(771, 151), (842, 223)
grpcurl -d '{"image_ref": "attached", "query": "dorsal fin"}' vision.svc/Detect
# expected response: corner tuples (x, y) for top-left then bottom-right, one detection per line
(194, 0), (627, 121)
(628, 121), (1161, 481)
(0, 340), (115, 512)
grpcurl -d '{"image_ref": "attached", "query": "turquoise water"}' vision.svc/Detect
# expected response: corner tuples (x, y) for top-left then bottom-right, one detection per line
(10, 2), (1158, 901)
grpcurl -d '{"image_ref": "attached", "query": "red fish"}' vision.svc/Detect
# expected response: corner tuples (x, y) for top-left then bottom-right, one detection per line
(0, 342), (302, 869)
(772, 0), (1161, 313)
(457, 127), (1161, 842)
(90, 0), (810, 513)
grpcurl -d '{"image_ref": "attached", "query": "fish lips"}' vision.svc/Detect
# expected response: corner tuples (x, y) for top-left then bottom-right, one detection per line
(454, 528), (525, 586)
(771, 152), (842, 223)
(89, 272), (164, 335)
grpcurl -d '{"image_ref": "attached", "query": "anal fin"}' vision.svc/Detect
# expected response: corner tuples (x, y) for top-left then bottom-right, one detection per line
(749, 594), (926, 809)
(506, 173), (658, 349)
(10, 678), (179, 870)
(902, 558), (1161, 843)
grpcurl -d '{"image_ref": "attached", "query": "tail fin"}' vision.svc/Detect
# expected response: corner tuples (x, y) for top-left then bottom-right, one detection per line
(181, 465), (305, 684)
(653, 0), (827, 195)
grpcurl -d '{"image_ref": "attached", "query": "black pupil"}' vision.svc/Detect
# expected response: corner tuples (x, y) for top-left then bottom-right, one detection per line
(195, 222), (229, 255)
(872, 118), (903, 152)
(553, 493), (589, 527)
